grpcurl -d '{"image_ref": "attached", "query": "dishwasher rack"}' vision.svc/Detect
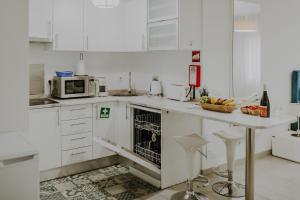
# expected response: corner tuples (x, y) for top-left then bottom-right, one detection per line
(134, 114), (161, 136)
(133, 110), (161, 167)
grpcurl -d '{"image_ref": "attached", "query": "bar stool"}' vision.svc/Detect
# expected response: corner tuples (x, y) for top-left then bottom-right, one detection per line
(212, 129), (245, 198)
(171, 134), (209, 200)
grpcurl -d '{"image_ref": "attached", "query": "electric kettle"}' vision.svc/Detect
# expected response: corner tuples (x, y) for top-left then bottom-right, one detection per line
(149, 79), (162, 96)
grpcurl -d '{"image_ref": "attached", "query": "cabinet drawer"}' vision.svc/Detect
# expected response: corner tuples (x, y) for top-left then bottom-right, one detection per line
(62, 146), (92, 166)
(62, 132), (92, 151)
(61, 118), (92, 136)
(61, 104), (92, 120)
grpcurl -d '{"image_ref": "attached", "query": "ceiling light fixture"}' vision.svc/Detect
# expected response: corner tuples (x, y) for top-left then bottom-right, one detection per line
(90, 0), (120, 8)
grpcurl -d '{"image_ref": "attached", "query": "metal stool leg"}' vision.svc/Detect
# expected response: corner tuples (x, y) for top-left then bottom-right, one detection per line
(212, 139), (245, 198)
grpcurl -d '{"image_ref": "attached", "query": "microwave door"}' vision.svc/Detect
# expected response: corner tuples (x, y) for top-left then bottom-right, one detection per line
(62, 78), (89, 98)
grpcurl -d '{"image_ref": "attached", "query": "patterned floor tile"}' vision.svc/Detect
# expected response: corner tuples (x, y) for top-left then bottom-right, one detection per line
(40, 182), (58, 195)
(40, 165), (159, 200)
(105, 185), (127, 195)
(54, 181), (77, 192)
(113, 174), (135, 184)
(114, 191), (137, 200)
(72, 177), (92, 187)
(97, 178), (119, 190)
(78, 183), (98, 193)
(88, 173), (108, 182)
(40, 192), (65, 200)
(61, 189), (84, 198)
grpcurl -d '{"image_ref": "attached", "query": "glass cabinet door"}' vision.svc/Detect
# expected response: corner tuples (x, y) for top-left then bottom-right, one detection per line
(148, 0), (179, 23)
(148, 20), (178, 50)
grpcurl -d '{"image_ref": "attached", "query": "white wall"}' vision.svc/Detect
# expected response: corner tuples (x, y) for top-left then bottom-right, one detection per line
(0, 0), (29, 133)
(261, 0), (300, 112)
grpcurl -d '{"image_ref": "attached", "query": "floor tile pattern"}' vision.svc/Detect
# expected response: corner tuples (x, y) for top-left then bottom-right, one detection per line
(40, 165), (159, 200)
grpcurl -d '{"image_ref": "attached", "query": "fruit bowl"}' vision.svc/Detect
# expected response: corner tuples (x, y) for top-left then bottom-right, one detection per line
(240, 105), (260, 116)
(201, 103), (236, 113)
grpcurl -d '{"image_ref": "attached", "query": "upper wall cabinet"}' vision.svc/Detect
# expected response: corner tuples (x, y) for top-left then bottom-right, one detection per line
(84, 0), (147, 52)
(53, 0), (84, 51)
(148, 0), (202, 51)
(148, 0), (178, 23)
(29, 0), (53, 42)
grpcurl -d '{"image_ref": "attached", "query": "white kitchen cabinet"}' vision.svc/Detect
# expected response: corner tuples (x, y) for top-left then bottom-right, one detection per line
(28, 107), (61, 171)
(122, 0), (148, 51)
(84, 0), (147, 52)
(29, 0), (53, 42)
(148, 20), (178, 50)
(62, 146), (92, 166)
(148, 0), (179, 23)
(117, 102), (131, 150)
(93, 102), (116, 159)
(148, 0), (202, 50)
(53, 0), (84, 51)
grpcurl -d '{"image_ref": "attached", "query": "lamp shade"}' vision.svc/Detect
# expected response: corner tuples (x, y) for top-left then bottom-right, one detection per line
(90, 0), (120, 8)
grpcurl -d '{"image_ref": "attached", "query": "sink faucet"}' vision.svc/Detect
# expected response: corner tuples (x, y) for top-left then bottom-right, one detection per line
(128, 72), (132, 94)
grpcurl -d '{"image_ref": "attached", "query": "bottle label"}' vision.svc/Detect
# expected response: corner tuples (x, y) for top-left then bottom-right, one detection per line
(259, 106), (268, 118)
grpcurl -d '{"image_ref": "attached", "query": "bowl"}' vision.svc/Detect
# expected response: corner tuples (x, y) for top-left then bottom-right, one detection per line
(56, 71), (73, 77)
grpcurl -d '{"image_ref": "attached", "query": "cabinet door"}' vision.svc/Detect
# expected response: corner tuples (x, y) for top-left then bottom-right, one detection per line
(117, 102), (131, 150)
(29, 0), (53, 41)
(93, 102), (116, 159)
(84, 0), (123, 52)
(122, 0), (147, 52)
(28, 108), (61, 171)
(148, 19), (178, 50)
(148, 0), (179, 23)
(53, 0), (84, 51)
(84, 0), (147, 52)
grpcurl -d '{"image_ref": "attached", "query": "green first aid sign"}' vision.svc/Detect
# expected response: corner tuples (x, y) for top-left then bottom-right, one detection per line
(100, 107), (110, 119)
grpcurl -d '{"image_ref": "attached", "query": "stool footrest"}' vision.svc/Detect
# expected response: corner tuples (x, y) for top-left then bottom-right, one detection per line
(212, 181), (245, 198)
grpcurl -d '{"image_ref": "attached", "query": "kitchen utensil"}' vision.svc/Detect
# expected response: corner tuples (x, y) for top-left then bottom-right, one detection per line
(150, 80), (162, 96)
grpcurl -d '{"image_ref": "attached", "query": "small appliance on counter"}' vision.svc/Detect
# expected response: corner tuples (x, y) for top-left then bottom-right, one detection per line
(149, 77), (162, 96)
(166, 84), (190, 102)
(51, 75), (97, 99)
(98, 77), (109, 97)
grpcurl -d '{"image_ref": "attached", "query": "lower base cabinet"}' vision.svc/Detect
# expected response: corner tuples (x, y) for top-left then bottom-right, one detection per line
(28, 107), (61, 171)
(62, 146), (93, 166)
(93, 102), (117, 159)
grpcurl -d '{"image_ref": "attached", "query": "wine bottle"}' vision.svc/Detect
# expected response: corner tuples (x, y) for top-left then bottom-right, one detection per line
(260, 84), (270, 118)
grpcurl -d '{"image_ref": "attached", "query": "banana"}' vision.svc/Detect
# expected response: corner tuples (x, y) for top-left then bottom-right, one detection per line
(223, 99), (234, 105)
(225, 102), (236, 106)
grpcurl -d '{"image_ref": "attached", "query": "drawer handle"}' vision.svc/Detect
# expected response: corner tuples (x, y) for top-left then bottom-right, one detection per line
(71, 137), (87, 141)
(71, 123), (86, 126)
(70, 108), (86, 112)
(71, 152), (86, 156)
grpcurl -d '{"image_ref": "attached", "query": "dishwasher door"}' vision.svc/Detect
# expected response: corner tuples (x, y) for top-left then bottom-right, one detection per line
(0, 155), (39, 200)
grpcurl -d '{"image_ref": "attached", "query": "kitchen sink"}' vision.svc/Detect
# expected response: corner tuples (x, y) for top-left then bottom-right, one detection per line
(108, 90), (146, 97)
(29, 98), (59, 106)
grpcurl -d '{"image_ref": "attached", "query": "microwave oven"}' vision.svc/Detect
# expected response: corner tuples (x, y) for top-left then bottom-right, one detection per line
(51, 76), (97, 99)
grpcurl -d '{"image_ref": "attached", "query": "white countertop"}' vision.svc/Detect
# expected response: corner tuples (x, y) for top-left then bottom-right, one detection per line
(0, 132), (38, 161)
(33, 96), (296, 129)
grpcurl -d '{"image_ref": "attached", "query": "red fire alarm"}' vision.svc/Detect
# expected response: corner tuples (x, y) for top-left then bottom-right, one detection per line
(189, 65), (201, 87)
(192, 51), (200, 62)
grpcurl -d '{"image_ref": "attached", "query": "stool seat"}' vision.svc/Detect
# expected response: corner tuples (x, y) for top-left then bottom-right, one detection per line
(213, 129), (244, 142)
(174, 134), (209, 152)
